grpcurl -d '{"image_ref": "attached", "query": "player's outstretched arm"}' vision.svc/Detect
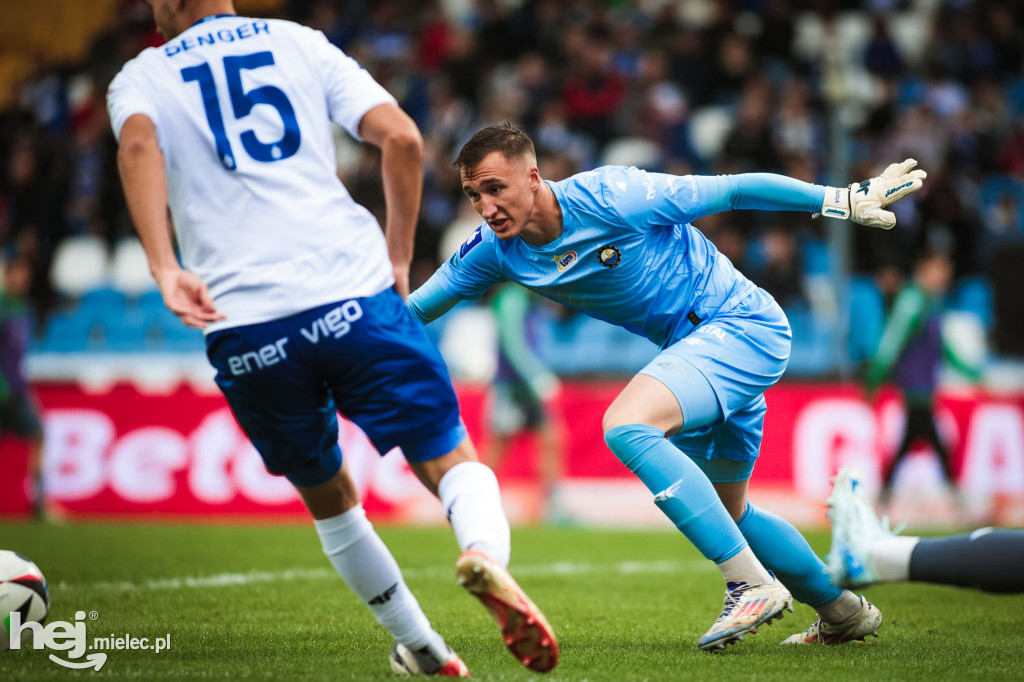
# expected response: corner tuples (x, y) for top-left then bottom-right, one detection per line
(408, 275), (461, 324)
(818, 159), (927, 229)
(358, 103), (424, 299)
(685, 162), (924, 230)
(116, 114), (223, 329)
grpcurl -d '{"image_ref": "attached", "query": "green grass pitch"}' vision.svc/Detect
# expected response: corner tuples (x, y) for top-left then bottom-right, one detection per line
(2, 522), (1023, 680)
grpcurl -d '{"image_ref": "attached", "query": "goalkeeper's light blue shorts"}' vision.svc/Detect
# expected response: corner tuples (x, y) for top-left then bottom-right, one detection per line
(205, 288), (467, 487)
(638, 287), (791, 480)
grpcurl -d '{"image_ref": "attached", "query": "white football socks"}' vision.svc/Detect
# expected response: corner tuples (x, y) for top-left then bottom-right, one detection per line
(816, 590), (863, 623)
(869, 534), (920, 582)
(438, 461), (511, 567)
(717, 546), (773, 586)
(314, 505), (445, 657)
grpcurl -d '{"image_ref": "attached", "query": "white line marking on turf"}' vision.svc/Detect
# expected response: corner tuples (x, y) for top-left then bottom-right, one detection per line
(61, 560), (711, 593)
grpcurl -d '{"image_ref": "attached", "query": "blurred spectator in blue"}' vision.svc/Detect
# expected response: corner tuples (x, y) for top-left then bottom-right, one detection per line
(863, 15), (905, 78)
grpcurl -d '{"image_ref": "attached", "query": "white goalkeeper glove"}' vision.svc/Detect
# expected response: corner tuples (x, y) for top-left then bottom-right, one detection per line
(816, 159), (927, 230)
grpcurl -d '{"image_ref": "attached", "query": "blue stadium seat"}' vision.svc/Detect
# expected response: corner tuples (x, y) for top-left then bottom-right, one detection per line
(80, 286), (127, 314)
(951, 276), (992, 329)
(847, 275), (885, 365)
(786, 306), (837, 376)
(147, 307), (205, 352)
(38, 310), (97, 352)
(103, 307), (150, 352)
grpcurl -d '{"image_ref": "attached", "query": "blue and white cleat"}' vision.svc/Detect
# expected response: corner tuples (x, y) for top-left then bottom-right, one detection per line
(826, 464), (900, 589)
(698, 573), (793, 651)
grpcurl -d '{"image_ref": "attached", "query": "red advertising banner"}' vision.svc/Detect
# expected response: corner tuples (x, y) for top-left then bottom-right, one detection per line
(1, 382), (1022, 525)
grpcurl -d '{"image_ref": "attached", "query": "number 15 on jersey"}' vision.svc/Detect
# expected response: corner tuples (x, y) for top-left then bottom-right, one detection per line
(181, 50), (300, 170)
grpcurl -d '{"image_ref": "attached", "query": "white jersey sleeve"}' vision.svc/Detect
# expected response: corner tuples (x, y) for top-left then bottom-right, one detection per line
(107, 66), (161, 141)
(309, 30), (394, 139)
(106, 17), (400, 333)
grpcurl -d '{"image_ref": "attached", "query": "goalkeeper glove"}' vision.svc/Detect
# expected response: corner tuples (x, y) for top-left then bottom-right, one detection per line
(817, 159), (927, 230)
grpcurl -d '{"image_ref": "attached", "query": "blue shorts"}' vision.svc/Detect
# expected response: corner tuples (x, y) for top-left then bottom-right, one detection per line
(639, 288), (790, 469)
(206, 289), (467, 487)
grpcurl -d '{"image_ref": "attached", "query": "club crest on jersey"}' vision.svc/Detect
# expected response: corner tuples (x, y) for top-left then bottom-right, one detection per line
(553, 251), (578, 272)
(597, 245), (622, 268)
(459, 227), (483, 258)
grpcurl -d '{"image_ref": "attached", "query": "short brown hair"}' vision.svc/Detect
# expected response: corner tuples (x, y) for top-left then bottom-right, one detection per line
(454, 123), (536, 172)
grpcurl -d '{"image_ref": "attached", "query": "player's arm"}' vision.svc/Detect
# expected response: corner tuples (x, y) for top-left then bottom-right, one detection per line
(409, 228), (506, 323)
(408, 275), (460, 323)
(699, 161), (926, 229)
(116, 114), (222, 329)
(358, 103), (423, 299)
(864, 287), (924, 393)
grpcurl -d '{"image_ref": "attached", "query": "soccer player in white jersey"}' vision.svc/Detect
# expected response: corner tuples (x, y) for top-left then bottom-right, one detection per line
(409, 123), (926, 651)
(107, 2), (558, 676)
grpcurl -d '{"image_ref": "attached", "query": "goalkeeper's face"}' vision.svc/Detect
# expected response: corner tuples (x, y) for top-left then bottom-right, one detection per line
(460, 151), (542, 241)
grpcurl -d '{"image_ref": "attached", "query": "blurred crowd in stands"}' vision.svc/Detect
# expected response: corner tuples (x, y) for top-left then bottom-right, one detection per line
(0, 0), (1021, 376)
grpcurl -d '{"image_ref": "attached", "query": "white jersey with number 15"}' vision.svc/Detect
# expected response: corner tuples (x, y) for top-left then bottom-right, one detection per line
(107, 15), (397, 333)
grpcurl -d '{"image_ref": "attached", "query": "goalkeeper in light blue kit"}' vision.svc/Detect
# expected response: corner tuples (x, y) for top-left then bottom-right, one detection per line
(410, 123), (926, 650)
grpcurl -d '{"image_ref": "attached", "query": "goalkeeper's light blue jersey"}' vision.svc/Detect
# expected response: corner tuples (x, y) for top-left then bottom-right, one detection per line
(429, 166), (822, 348)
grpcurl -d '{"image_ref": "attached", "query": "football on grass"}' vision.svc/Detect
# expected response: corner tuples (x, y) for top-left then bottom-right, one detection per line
(0, 550), (50, 651)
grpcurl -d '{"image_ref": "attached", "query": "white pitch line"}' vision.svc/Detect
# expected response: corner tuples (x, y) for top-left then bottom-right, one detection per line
(60, 559), (712, 593)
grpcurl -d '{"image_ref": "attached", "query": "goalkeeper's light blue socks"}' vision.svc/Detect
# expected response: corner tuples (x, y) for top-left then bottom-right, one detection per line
(604, 423), (770, 584)
(736, 501), (861, 621)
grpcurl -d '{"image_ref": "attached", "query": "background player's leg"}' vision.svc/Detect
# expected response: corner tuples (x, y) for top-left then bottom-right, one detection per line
(880, 403), (919, 504)
(909, 530), (1024, 593)
(296, 465), (460, 673)
(830, 466), (1024, 594)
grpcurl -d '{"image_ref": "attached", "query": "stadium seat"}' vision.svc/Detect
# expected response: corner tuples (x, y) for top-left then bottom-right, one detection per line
(103, 307), (150, 352)
(111, 238), (157, 297)
(951, 277), (993, 329)
(147, 307), (205, 352)
(601, 137), (661, 169)
(80, 286), (127, 315)
(786, 306), (837, 376)
(687, 106), (733, 162)
(50, 235), (109, 298)
(847, 275), (885, 365)
(38, 309), (98, 352)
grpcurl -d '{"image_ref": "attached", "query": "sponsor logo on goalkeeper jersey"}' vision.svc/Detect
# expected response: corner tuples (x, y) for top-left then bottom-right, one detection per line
(553, 251), (578, 272)
(885, 181), (913, 198)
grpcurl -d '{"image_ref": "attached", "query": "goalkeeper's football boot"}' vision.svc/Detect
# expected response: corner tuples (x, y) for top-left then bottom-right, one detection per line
(782, 597), (882, 645)
(698, 573), (793, 651)
(826, 464), (900, 588)
(455, 549), (559, 673)
(389, 641), (469, 677)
